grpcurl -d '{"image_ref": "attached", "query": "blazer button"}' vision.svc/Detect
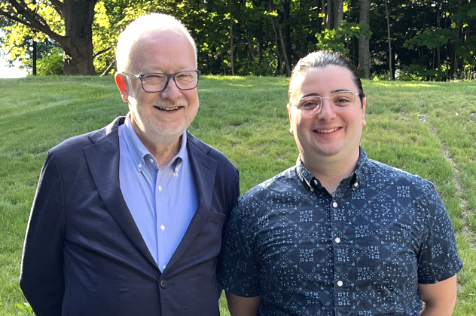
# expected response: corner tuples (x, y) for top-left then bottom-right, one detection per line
(160, 280), (167, 288)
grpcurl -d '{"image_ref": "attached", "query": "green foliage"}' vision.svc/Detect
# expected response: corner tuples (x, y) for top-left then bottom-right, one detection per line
(315, 21), (371, 55)
(1, 1), (64, 68)
(36, 48), (63, 76)
(399, 64), (439, 81)
(404, 29), (456, 50)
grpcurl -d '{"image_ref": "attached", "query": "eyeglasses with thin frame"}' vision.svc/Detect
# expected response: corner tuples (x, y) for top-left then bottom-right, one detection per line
(293, 91), (360, 116)
(123, 70), (200, 93)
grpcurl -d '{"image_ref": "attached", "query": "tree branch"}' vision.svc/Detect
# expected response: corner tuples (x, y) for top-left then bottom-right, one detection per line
(1, 0), (65, 45)
(49, 0), (64, 19)
(93, 46), (112, 59)
(0, 11), (31, 26)
(100, 59), (116, 77)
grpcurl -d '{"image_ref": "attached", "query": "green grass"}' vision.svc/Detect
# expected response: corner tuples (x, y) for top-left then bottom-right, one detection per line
(0, 76), (475, 315)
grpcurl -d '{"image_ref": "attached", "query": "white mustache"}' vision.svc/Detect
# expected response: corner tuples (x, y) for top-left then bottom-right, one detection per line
(153, 99), (188, 108)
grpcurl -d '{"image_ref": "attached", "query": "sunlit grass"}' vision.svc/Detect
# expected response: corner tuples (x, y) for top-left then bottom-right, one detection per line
(0, 77), (475, 315)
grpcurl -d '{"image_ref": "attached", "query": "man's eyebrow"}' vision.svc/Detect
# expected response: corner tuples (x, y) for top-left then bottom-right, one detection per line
(301, 93), (321, 98)
(301, 89), (350, 99)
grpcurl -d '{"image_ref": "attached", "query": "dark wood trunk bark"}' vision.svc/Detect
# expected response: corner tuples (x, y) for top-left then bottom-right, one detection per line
(452, 0), (463, 79)
(269, 0), (291, 76)
(326, 0), (332, 29)
(230, 17), (235, 76)
(333, 0), (343, 30)
(358, 0), (370, 79)
(384, 0), (393, 80)
(283, 0), (292, 68)
(62, 0), (97, 75)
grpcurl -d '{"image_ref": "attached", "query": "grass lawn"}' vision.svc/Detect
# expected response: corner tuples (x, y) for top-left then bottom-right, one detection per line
(0, 76), (475, 315)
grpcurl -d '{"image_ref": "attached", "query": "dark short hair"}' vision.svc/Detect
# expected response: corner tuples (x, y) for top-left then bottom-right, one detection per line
(288, 51), (365, 106)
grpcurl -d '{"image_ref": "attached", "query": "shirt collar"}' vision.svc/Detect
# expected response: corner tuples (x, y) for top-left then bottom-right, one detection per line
(296, 146), (368, 192)
(122, 113), (187, 172)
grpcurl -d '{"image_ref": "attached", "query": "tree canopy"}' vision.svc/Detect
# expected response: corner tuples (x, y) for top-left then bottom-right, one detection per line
(1, 0), (475, 81)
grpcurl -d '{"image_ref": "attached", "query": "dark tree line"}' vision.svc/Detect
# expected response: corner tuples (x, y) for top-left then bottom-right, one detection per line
(1, 0), (475, 81)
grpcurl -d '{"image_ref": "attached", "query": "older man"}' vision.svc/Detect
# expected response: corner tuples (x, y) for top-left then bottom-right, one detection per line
(218, 51), (462, 316)
(20, 14), (239, 316)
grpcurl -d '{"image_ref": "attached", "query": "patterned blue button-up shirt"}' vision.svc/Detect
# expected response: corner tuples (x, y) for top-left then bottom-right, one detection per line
(218, 148), (462, 316)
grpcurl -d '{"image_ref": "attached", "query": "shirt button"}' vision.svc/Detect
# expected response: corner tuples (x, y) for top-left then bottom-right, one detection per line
(138, 163), (142, 168)
(337, 280), (343, 287)
(335, 237), (341, 243)
(354, 182), (359, 188)
(160, 280), (167, 288)
(313, 179), (318, 186)
(332, 201), (338, 208)
(158, 185), (162, 191)
(149, 158), (154, 163)
(160, 225), (165, 231)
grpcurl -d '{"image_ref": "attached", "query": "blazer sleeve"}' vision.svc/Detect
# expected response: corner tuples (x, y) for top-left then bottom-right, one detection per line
(20, 151), (66, 316)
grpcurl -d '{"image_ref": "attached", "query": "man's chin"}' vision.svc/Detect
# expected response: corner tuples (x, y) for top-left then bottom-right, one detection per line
(146, 123), (188, 142)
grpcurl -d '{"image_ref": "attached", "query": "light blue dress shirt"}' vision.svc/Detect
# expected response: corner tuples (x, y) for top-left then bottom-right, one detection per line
(119, 114), (198, 272)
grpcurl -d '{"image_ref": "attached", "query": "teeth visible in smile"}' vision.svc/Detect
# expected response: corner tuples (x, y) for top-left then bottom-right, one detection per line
(157, 106), (179, 111)
(316, 128), (338, 133)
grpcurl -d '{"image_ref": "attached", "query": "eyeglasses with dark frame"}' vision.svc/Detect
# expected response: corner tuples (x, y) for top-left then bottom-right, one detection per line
(123, 70), (201, 93)
(293, 91), (360, 116)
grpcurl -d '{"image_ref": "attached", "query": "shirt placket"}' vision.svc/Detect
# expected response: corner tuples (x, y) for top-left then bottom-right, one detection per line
(156, 166), (170, 272)
(331, 192), (351, 314)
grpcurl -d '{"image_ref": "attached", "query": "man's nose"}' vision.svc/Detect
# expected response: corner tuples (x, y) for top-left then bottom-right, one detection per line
(317, 97), (336, 119)
(161, 77), (182, 99)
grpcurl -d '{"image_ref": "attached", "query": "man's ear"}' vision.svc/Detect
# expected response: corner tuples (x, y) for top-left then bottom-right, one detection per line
(287, 104), (293, 134)
(115, 73), (129, 102)
(361, 97), (367, 127)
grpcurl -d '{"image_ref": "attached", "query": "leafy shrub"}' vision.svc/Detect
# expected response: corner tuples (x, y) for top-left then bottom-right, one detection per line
(37, 48), (63, 76)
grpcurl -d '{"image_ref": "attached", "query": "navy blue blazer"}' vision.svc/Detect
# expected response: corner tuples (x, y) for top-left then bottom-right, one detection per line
(20, 117), (240, 316)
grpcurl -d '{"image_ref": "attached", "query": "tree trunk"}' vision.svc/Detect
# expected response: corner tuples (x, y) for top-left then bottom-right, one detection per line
(283, 0), (292, 69)
(62, 0), (97, 75)
(436, 0), (441, 80)
(333, 0), (344, 30)
(320, 0), (327, 30)
(384, 0), (393, 80)
(247, 37), (256, 61)
(326, 0), (332, 30)
(274, 27), (283, 75)
(358, 0), (370, 79)
(230, 17), (235, 76)
(0, 0), (98, 75)
(269, 0), (291, 76)
(452, 0), (463, 79)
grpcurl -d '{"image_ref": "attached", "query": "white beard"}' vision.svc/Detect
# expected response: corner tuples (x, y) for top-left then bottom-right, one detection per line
(131, 98), (198, 144)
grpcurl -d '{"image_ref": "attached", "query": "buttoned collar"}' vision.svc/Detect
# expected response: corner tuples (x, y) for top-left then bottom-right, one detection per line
(296, 147), (368, 192)
(122, 113), (187, 173)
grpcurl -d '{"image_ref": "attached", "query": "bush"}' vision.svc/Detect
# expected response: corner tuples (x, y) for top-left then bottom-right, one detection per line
(36, 48), (63, 75)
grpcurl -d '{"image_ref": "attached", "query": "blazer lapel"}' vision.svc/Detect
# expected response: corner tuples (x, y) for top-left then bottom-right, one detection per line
(83, 118), (158, 269)
(165, 133), (217, 268)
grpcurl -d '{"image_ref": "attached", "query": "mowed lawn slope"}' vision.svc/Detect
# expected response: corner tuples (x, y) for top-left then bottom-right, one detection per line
(0, 76), (475, 315)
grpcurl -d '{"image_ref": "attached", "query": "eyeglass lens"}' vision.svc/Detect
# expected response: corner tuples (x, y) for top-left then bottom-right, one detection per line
(141, 71), (199, 92)
(296, 91), (356, 115)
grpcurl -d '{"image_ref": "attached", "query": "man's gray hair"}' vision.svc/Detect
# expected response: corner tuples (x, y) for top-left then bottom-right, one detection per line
(116, 13), (197, 73)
